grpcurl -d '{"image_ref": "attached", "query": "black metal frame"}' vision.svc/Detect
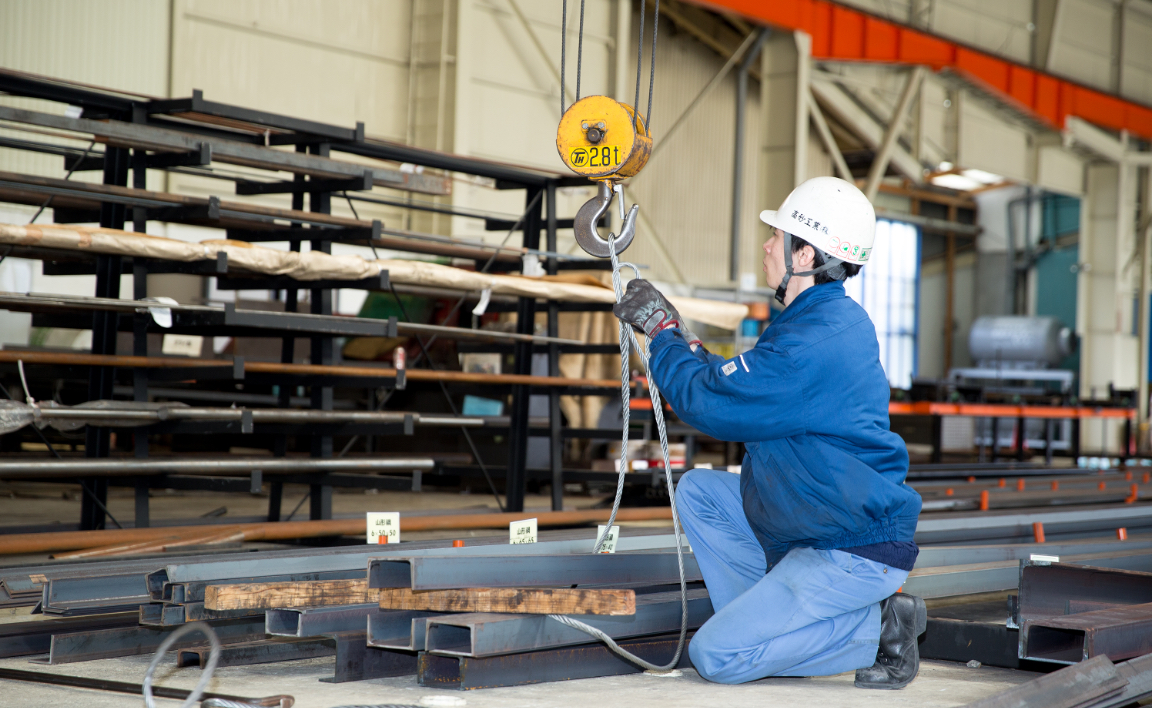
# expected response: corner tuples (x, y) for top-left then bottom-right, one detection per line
(0, 72), (674, 525)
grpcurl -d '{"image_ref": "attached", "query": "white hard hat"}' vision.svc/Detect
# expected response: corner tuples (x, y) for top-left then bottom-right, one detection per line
(759, 176), (876, 265)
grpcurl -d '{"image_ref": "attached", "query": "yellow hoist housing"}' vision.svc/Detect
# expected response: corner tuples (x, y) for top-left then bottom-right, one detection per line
(556, 96), (651, 182)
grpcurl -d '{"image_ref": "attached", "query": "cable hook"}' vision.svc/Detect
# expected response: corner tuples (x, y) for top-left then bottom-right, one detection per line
(573, 181), (638, 258)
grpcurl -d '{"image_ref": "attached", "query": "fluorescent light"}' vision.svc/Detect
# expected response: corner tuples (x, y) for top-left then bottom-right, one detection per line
(960, 168), (1004, 185)
(931, 173), (984, 191)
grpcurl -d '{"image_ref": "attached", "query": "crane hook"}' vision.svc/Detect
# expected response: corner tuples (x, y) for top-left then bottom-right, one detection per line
(573, 181), (638, 258)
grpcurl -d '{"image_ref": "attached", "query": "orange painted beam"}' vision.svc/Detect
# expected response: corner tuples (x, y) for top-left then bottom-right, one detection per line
(692, 0), (1152, 142)
(888, 401), (1135, 419)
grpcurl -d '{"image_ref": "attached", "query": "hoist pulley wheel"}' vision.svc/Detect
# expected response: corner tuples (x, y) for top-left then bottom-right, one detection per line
(556, 96), (651, 181)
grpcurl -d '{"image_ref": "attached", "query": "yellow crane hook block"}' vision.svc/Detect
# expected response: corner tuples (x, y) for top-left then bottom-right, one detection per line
(556, 96), (651, 180)
(557, 96), (651, 257)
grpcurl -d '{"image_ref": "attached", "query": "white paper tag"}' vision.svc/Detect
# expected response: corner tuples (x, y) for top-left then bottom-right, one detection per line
(595, 525), (620, 553)
(510, 518), (537, 544)
(161, 334), (203, 357)
(1029, 554), (1059, 564)
(142, 296), (178, 328)
(721, 361), (737, 376)
(521, 254), (544, 277)
(367, 512), (400, 544)
(471, 288), (493, 316)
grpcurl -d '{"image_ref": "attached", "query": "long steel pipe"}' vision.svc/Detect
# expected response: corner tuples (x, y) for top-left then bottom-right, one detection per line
(0, 457), (434, 478)
(0, 509), (678, 556)
(0, 291), (582, 346)
(0, 350), (620, 388)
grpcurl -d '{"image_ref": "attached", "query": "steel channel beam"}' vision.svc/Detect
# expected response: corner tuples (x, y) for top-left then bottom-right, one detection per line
(1019, 561), (1152, 620)
(43, 616), (265, 664)
(1023, 602), (1152, 664)
(424, 589), (710, 658)
(154, 533), (682, 590)
(265, 603), (380, 637)
(367, 615), (440, 651)
(417, 631), (694, 690)
(915, 538), (1152, 568)
(1018, 562), (1152, 664)
(322, 630), (420, 683)
(0, 612), (138, 659)
(43, 573), (149, 612)
(368, 553), (700, 591)
(906, 548), (1152, 599)
(915, 505), (1152, 545)
(957, 654), (1126, 708)
(176, 637), (335, 668)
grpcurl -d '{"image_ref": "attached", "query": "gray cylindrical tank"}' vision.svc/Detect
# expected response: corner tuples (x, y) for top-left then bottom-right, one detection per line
(968, 316), (1075, 367)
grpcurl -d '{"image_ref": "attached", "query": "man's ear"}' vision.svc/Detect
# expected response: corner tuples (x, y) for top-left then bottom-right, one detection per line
(801, 245), (817, 268)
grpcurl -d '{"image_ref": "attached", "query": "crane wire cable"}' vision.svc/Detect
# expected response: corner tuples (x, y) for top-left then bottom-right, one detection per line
(547, 232), (688, 673)
(143, 621), (221, 708)
(553, 1), (683, 673)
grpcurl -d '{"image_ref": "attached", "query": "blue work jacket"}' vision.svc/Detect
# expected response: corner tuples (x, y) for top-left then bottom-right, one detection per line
(649, 281), (922, 570)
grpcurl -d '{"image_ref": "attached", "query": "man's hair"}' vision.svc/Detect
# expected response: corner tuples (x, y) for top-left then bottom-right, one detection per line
(790, 235), (862, 284)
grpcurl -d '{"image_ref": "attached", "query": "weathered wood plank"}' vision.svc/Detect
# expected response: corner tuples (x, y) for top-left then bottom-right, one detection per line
(205, 579), (373, 610)
(378, 587), (636, 615)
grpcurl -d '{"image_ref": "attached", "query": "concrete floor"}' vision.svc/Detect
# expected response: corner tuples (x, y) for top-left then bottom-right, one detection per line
(0, 653), (1037, 708)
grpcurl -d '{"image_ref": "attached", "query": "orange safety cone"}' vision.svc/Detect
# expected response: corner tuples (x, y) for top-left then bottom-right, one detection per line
(1051, 480), (1059, 491)
(1118, 528), (1129, 541)
(1016, 479), (1026, 491)
(998, 478), (1006, 488)
(979, 490), (990, 511)
(1032, 522), (1046, 544)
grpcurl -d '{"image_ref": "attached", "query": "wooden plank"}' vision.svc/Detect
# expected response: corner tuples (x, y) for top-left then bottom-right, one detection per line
(378, 587), (636, 616)
(205, 579), (373, 611)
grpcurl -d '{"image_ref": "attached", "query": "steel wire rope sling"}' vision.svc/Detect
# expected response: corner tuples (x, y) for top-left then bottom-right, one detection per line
(550, 0), (688, 674)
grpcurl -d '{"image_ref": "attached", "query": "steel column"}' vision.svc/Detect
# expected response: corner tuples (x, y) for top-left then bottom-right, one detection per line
(506, 187), (544, 512)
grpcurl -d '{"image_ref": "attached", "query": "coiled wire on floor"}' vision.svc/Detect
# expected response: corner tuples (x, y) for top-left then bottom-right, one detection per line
(143, 621), (221, 708)
(547, 234), (689, 673)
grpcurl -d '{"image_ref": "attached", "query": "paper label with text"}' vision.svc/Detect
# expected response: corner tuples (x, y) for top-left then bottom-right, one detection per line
(595, 525), (620, 553)
(161, 334), (204, 357)
(509, 517), (538, 545)
(367, 512), (400, 544)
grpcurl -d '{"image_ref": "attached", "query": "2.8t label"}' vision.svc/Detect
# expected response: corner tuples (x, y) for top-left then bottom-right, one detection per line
(570, 145), (622, 169)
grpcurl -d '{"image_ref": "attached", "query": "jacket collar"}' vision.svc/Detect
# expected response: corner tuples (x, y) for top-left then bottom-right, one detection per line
(768, 281), (846, 329)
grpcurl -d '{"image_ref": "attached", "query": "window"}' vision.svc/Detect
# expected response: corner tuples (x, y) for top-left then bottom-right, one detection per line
(843, 220), (920, 389)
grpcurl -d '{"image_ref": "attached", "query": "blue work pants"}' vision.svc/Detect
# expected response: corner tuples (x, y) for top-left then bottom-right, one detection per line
(677, 468), (908, 684)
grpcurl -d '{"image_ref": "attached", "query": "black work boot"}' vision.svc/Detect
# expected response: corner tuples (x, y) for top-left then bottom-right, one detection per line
(854, 593), (927, 690)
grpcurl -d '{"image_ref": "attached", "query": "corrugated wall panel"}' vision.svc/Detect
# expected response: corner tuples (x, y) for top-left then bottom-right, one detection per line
(622, 17), (756, 287)
(0, 0), (169, 182)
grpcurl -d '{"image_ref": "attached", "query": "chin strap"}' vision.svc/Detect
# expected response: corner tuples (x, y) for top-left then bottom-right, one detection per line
(774, 231), (848, 304)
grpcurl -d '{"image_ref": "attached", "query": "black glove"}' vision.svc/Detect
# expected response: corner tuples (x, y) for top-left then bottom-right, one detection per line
(612, 280), (701, 348)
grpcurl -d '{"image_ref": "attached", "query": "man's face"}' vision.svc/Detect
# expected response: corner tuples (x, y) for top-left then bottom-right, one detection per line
(762, 228), (786, 289)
